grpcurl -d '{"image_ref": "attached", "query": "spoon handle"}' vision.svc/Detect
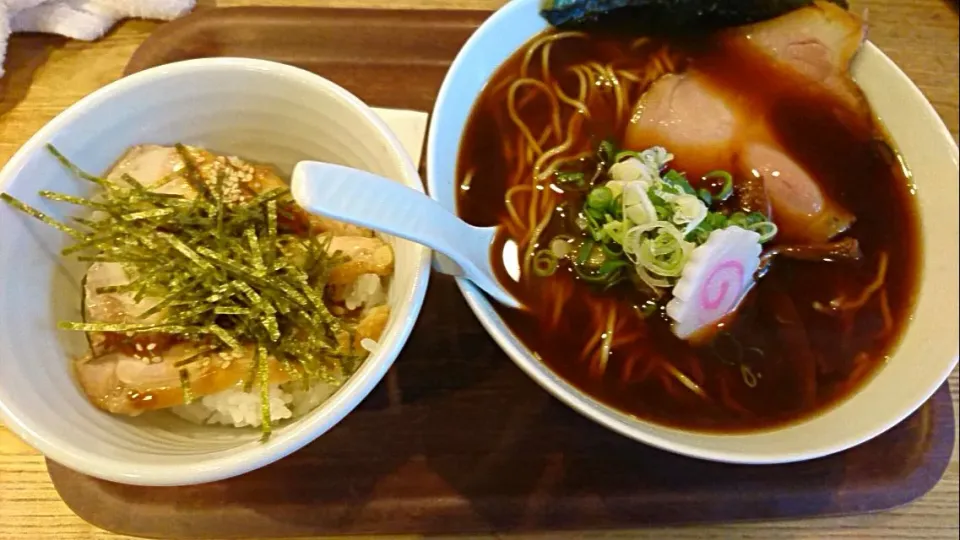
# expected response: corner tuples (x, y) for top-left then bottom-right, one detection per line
(290, 161), (518, 308)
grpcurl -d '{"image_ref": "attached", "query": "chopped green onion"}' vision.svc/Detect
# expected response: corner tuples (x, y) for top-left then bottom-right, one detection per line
(703, 170), (734, 202)
(532, 249), (559, 277)
(636, 299), (659, 318)
(746, 212), (768, 225)
(600, 241), (623, 259)
(598, 139), (618, 164)
(576, 239), (595, 265)
(623, 221), (693, 283)
(748, 221), (778, 243)
(729, 211), (749, 228)
(610, 194), (624, 220)
(555, 171), (586, 188)
(645, 190), (672, 221)
(597, 259), (630, 275)
(585, 206), (605, 222)
(549, 236), (574, 258)
(601, 220), (626, 245)
(697, 188), (712, 207)
(587, 186), (613, 210)
(573, 257), (626, 285)
(662, 170), (696, 195)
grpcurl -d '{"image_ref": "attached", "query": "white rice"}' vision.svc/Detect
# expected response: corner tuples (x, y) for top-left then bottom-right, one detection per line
(171, 381), (339, 428)
(344, 273), (386, 310)
(359, 338), (379, 353)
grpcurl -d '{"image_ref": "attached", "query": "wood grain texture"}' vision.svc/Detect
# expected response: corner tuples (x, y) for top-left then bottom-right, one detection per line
(1, 1), (957, 539)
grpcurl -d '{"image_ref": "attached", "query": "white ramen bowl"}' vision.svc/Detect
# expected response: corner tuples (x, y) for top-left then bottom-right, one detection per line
(427, 0), (959, 464)
(0, 58), (431, 485)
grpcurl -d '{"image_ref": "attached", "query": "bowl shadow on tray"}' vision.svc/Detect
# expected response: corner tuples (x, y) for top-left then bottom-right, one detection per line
(0, 35), (67, 117)
(87, 276), (948, 533)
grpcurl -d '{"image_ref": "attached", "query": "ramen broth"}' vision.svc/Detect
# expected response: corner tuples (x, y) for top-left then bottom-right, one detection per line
(456, 31), (920, 432)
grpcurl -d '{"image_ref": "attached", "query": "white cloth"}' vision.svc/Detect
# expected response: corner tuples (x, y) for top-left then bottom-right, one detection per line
(0, 0), (194, 77)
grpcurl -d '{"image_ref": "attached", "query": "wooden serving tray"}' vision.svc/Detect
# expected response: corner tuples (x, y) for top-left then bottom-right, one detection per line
(46, 7), (955, 538)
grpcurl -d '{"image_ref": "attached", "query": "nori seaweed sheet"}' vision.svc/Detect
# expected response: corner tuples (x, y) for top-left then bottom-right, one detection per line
(540, 0), (849, 33)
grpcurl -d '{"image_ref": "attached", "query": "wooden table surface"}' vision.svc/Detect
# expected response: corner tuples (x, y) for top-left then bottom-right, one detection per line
(0, 1), (957, 539)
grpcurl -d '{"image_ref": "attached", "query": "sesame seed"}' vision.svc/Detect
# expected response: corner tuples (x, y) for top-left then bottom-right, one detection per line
(146, 343), (156, 351)
(135, 343), (144, 351)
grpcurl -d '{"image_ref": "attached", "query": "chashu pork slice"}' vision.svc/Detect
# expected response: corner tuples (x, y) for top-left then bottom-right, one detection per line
(325, 236), (395, 285)
(76, 146), (391, 415)
(625, 2), (864, 242)
(76, 342), (292, 416)
(735, 0), (868, 113)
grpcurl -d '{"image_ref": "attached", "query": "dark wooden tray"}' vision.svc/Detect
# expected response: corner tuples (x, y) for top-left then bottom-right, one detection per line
(46, 7), (956, 538)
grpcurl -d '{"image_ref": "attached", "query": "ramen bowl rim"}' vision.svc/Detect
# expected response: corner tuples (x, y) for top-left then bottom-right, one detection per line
(425, 0), (960, 464)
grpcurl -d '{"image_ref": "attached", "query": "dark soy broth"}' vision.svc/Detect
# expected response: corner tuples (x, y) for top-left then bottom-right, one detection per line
(456, 30), (921, 432)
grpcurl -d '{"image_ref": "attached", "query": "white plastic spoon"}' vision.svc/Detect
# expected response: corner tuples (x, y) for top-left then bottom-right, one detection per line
(290, 161), (522, 309)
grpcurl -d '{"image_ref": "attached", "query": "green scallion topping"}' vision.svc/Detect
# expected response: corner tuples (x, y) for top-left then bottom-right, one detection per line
(587, 186), (613, 211)
(703, 170), (734, 202)
(532, 249), (559, 277)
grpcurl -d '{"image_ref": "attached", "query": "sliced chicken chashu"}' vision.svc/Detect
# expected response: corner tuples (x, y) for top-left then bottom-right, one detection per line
(333, 304), (391, 355)
(83, 262), (166, 355)
(355, 304), (390, 350)
(255, 165), (375, 237)
(626, 73), (738, 175)
(106, 145), (194, 197)
(75, 343), (293, 416)
(108, 145), (375, 237)
(325, 236), (395, 285)
(734, 0), (868, 113)
(84, 262), (162, 324)
(626, 72), (854, 242)
(76, 146), (391, 415)
(736, 142), (855, 242)
(625, 3), (865, 243)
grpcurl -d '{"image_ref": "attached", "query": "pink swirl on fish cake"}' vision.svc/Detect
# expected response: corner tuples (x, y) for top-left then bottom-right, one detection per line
(698, 260), (745, 322)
